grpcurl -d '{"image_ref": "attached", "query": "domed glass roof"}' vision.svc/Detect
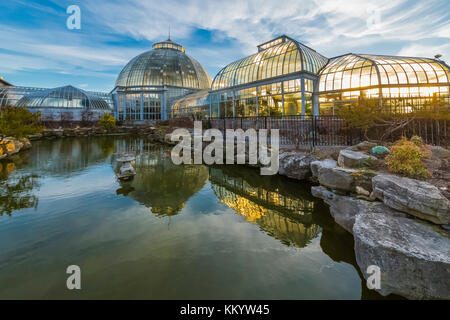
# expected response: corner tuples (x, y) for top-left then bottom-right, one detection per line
(16, 85), (112, 109)
(115, 39), (212, 90)
(212, 35), (328, 90)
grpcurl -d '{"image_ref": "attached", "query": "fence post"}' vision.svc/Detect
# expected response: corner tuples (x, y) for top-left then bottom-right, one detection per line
(312, 116), (316, 147)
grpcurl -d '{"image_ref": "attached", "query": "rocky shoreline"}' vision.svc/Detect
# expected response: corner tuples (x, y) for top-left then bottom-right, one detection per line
(277, 143), (450, 300)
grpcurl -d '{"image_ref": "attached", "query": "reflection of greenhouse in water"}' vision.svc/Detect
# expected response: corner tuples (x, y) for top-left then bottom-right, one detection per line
(114, 140), (209, 216)
(25, 137), (115, 175)
(209, 167), (321, 248)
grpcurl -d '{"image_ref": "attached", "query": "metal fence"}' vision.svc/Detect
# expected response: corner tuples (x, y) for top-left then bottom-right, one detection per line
(368, 118), (450, 147)
(202, 115), (363, 147)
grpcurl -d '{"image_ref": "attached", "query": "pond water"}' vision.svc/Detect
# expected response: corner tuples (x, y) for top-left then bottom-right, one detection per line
(0, 137), (398, 299)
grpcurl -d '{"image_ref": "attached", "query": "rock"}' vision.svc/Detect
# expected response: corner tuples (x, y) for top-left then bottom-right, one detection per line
(311, 146), (346, 161)
(353, 207), (450, 300)
(53, 129), (64, 137)
(371, 145), (390, 157)
(27, 133), (43, 141)
(350, 141), (377, 153)
(318, 166), (357, 192)
(310, 159), (337, 179)
(356, 186), (370, 197)
(0, 137), (24, 158)
(19, 138), (32, 150)
(431, 146), (450, 159)
(63, 128), (76, 137)
(312, 186), (367, 233)
(164, 133), (179, 146)
(278, 152), (316, 180)
(373, 174), (450, 225)
(353, 169), (377, 193)
(338, 149), (377, 168)
(117, 162), (136, 180)
(311, 186), (406, 234)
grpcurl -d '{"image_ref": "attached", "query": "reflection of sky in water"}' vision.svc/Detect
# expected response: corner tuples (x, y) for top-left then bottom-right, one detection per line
(0, 137), (394, 299)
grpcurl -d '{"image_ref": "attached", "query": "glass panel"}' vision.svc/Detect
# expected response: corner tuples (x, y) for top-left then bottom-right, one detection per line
(284, 92), (302, 115)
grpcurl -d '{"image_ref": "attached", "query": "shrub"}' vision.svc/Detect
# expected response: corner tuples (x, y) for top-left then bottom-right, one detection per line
(385, 137), (430, 179)
(335, 99), (383, 137)
(410, 135), (423, 147)
(0, 106), (44, 138)
(98, 113), (116, 130)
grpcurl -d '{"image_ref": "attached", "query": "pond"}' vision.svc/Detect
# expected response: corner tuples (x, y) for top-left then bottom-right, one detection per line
(0, 136), (398, 299)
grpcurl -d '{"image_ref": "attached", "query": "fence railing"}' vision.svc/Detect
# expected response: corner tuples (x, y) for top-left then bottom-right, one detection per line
(202, 115), (363, 147)
(368, 118), (450, 147)
(172, 116), (449, 147)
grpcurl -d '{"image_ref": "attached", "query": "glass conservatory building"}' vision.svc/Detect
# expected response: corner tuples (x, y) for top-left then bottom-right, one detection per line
(0, 85), (114, 121)
(2, 35), (449, 122)
(209, 35), (328, 117)
(171, 35), (450, 118)
(113, 38), (212, 121)
(318, 54), (450, 114)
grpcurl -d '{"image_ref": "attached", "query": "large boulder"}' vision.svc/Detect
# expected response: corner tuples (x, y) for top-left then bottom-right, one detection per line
(338, 149), (377, 168)
(312, 185), (450, 299)
(311, 186), (405, 234)
(278, 152), (316, 180)
(0, 137), (25, 159)
(310, 159), (337, 179)
(353, 208), (450, 300)
(312, 186), (366, 233)
(317, 166), (358, 192)
(372, 174), (450, 225)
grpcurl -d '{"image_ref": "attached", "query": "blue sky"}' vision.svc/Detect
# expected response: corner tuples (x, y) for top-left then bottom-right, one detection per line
(0, 0), (449, 92)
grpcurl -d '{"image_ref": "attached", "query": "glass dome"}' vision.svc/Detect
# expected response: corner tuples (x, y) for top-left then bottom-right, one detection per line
(212, 35), (328, 90)
(115, 39), (212, 90)
(16, 85), (112, 109)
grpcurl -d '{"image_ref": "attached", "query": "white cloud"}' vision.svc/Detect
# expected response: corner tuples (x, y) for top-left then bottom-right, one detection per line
(81, 0), (450, 59)
(397, 43), (450, 60)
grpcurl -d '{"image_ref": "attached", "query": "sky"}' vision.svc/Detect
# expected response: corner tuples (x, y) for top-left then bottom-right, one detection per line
(0, 0), (449, 92)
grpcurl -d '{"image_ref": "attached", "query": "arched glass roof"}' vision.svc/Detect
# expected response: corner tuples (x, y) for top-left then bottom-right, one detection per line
(212, 36), (328, 90)
(115, 40), (212, 90)
(319, 54), (450, 92)
(172, 89), (210, 108)
(16, 85), (112, 109)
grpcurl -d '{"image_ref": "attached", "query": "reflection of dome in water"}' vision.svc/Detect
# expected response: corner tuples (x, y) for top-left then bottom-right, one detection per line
(120, 149), (209, 216)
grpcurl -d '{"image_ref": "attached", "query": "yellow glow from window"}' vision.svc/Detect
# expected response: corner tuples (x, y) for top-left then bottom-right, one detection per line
(419, 86), (440, 96)
(360, 74), (370, 87)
